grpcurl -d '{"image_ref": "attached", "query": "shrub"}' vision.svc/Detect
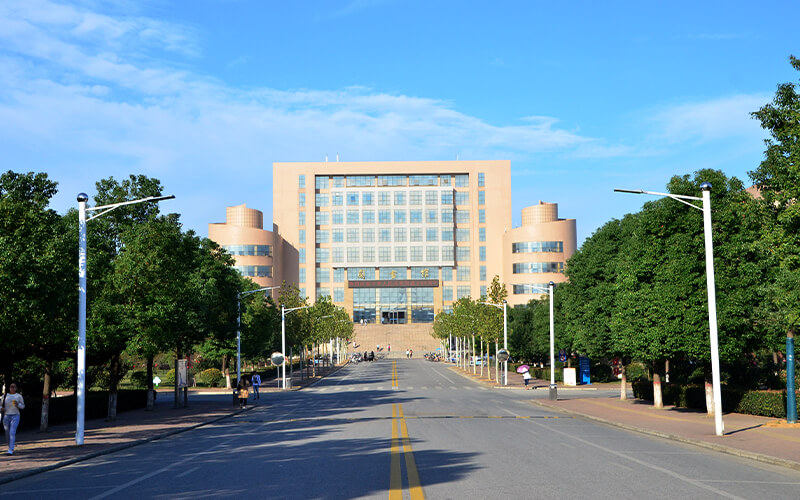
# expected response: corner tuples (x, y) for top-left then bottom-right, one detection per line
(625, 362), (647, 382)
(197, 368), (224, 387)
(129, 371), (148, 389)
(162, 369), (175, 385)
(592, 363), (614, 383)
(19, 390), (149, 431)
(632, 380), (800, 418)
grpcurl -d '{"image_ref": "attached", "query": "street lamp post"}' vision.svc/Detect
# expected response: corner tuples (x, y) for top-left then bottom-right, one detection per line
(281, 304), (310, 389)
(615, 183), (724, 436)
(479, 299), (508, 385)
(518, 283), (556, 399)
(237, 286), (280, 384)
(76, 192), (174, 446)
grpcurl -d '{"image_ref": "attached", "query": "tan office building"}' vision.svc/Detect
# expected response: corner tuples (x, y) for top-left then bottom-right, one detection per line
(211, 161), (576, 326)
(208, 204), (298, 288)
(504, 201), (577, 306)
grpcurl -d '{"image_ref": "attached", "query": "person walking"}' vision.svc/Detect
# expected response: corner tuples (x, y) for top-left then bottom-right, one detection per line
(2, 383), (25, 455)
(237, 377), (251, 408)
(405, 349), (410, 359)
(251, 371), (261, 400)
(523, 370), (532, 389)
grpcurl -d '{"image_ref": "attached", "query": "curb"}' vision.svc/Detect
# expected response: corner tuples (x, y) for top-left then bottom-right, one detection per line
(446, 365), (603, 391)
(300, 362), (349, 389)
(0, 405), (252, 486)
(530, 400), (800, 473)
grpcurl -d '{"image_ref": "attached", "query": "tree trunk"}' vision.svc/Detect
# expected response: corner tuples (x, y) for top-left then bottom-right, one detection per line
(107, 353), (120, 421)
(2, 360), (13, 393)
(619, 363), (627, 401)
(40, 359), (52, 432)
(173, 352), (180, 409)
(495, 342), (499, 383)
(480, 340), (484, 378)
(704, 368), (714, 416)
(652, 367), (663, 409)
(472, 335), (476, 374)
(146, 355), (155, 411)
(222, 354), (231, 389)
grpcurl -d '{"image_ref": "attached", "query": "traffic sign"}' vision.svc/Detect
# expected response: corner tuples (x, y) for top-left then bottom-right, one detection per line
(558, 349), (567, 363)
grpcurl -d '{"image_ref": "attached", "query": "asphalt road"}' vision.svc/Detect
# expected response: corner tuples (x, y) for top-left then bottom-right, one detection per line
(3, 359), (800, 499)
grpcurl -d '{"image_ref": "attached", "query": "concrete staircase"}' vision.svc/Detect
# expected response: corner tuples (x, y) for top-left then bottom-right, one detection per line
(350, 323), (443, 358)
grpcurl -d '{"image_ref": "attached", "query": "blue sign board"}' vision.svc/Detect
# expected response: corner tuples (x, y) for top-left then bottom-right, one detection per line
(558, 349), (567, 363)
(579, 357), (591, 385)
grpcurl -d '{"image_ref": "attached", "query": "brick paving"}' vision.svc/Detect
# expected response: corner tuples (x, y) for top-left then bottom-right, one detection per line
(0, 362), (341, 484)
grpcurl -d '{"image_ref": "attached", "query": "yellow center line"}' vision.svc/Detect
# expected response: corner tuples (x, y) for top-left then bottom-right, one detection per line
(399, 404), (425, 500)
(389, 404), (402, 500)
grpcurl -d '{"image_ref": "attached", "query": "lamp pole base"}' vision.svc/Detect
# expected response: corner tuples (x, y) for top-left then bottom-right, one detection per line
(549, 384), (558, 401)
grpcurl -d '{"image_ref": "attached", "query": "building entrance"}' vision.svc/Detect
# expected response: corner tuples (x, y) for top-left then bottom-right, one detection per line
(381, 310), (406, 324)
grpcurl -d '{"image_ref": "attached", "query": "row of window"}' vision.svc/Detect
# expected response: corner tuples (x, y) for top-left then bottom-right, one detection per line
(442, 286), (475, 301)
(512, 262), (565, 274)
(312, 227), (474, 243)
(319, 284), (496, 305)
(314, 190), (473, 208)
(314, 246), (472, 264)
(511, 241), (564, 253)
(312, 174), (474, 189)
(340, 265), (486, 282)
(223, 244), (272, 257)
(513, 283), (554, 295)
(235, 265), (272, 277)
(313, 209), (471, 225)
(351, 287), (435, 306)
(300, 209), (486, 227)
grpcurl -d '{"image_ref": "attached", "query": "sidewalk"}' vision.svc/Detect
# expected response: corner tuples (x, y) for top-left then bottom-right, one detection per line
(447, 364), (800, 470)
(0, 362), (344, 484)
(534, 392), (800, 471)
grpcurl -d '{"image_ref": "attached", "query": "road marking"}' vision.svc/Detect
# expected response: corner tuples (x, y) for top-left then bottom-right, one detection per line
(175, 465), (200, 478)
(506, 408), (746, 500)
(392, 360), (399, 388)
(389, 404), (402, 500)
(389, 404), (426, 500)
(398, 404), (425, 500)
(429, 366), (456, 385)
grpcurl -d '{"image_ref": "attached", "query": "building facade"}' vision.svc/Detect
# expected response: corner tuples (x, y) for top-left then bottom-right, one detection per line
(273, 161), (512, 324)
(504, 202), (577, 307)
(210, 160), (576, 324)
(208, 204), (298, 288)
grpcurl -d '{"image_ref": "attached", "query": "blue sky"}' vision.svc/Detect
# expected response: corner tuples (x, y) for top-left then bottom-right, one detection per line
(1, 0), (797, 243)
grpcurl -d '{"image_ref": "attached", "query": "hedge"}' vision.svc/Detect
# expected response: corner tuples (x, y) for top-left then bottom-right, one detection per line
(197, 368), (224, 387)
(16, 389), (150, 430)
(632, 380), (799, 418)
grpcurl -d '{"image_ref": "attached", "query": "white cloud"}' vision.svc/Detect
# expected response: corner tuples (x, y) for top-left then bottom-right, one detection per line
(0, 0), (631, 235)
(651, 94), (768, 144)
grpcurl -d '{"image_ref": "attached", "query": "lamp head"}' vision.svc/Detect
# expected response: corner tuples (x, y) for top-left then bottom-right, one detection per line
(700, 182), (712, 192)
(77, 193), (89, 202)
(549, 281), (555, 287)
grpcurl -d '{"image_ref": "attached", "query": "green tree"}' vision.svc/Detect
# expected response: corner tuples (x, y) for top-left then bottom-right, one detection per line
(0, 171), (76, 430)
(750, 55), (800, 349)
(85, 175), (165, 419)
(612, 169), (766, 410)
